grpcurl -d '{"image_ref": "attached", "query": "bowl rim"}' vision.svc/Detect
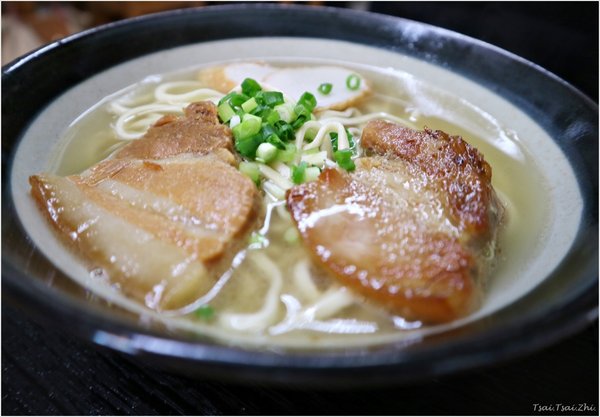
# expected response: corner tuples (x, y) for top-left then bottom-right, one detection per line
(2, 4), (598, 386)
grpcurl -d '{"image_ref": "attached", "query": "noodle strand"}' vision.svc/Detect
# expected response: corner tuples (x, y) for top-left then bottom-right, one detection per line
(218, 252), (283, 332)
(114, 104), (184, 140)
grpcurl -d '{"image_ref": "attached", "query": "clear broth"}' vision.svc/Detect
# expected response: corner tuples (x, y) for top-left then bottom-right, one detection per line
(47, 61), (550, 347)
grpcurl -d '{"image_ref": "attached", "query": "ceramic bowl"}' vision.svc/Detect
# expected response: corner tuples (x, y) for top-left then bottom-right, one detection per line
(2, 4), (597, 387)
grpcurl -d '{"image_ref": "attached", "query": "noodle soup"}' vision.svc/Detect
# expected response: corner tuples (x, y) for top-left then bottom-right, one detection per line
(29, 59), (550, 348)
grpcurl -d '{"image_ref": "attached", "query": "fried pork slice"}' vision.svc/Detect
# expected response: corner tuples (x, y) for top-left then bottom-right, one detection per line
(287, 122), (501, 323)
(112, 101), (233, 160)
(361, 120), (498, 238)
(30, 151), (260, 310)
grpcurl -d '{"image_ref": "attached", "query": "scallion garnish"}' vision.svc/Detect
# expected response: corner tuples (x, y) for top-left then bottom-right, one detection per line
(194, 305), (215, 321)
(239, 161), (261, 184)
(232, 113), (262, 141)
(346, 74), (361, 91)
(292, 162), (308, 184)
(291, 115), (308, 130)
(262, 91), (285, 107)
(256, 142), (278, 163)
(230, 93), (250, 107)
(274, 102), (295, 123)
(218, 91), (237, 106)
(266, 133), (286, 150)
(297, 92), (317, 111)
(318, 82), (333, 95)
(275, 143), (297, 163)
(275, 121), (294, 141)
(241, 78), (262, 97)
(334, 149), (356, 172)
(235, 134), (263, 158)
(292, 92), (317, 130)
(330, 130), (356, 152)
(220, 78), (319, 167)
(241, 97), (258, 113)
(264, 109), (280, 125)
(217, 102), (235, 123)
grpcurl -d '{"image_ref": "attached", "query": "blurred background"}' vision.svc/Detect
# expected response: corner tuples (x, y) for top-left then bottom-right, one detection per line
(2, 1), (597, 100)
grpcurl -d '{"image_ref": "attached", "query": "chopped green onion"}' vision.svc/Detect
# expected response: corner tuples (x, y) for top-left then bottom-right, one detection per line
(194, 305), (215, 321)
(239, 161), (261, 184)
(346, 74), (361, 91)
(330, 130), (356, 152)
(256, 142), (278, 163)
(275, 121), (294, 141)
(262, 91), (285, 107)
(252, 90), (265, 105)
(220, 81), (323, 166)
(241, 97), (258, 113)
(218, 91), (237, 105)
(297, 92), (317, 111)
(329, 132), (338, 149)
(305, 166), (321, 182)
(217, 102), (235, 123)
(233, 113), (262, 140)
(264, 109), (281, 125)
(318, 83), (333, 95)
(257, 124), (284, 150)
(229, 114), (241, 128)
(241, 78), (262, 97)
(261, 123), (276, 137)
(294, 103), (312, 120)
(274, 102), (296, 123)
(235, 134), (263, 158)
(230, 93), (250, 107)
(292, 162), (308, 184)
(242, 112), (262, 124)
(249, 104), (267, 116)
(292, 93), (317, 129)
(266, 133), (286, 150)
(334, 149), (356, 172)
(291, 114), (310, 130)
(276, 143), (297, 163)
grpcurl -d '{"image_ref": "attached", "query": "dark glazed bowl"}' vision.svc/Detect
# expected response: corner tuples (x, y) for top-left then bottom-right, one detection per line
(2, 4), (598, 387)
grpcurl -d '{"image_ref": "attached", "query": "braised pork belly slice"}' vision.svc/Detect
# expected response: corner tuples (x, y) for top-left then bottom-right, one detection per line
(361, 120), (500, 239)
(287, 121), (502, 323)
(112, 101), (233, 160)
(30, 151), (260, 310)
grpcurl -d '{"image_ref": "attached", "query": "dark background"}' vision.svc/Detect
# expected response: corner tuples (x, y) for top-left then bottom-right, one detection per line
(368, 1), (598, 100)
(2, 2), (598, 415)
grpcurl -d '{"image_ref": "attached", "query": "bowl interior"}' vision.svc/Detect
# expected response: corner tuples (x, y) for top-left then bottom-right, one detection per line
(2, 6), (597, 382)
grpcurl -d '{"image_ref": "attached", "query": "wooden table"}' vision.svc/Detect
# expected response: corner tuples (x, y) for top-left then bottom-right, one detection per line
(2, 304), (597, 414)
